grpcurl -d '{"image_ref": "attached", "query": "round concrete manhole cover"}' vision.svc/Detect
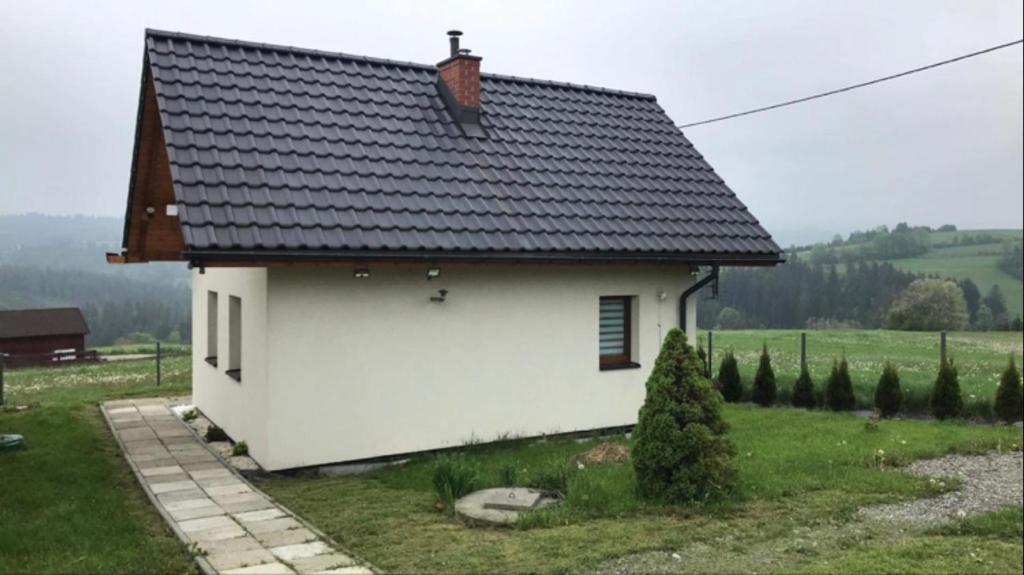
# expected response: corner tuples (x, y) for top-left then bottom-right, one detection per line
(455, 487), (561, 526)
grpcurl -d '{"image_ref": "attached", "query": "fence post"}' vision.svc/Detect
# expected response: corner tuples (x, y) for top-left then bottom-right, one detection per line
(800, 332), (807, 370)
(1, 357), (5, 406)
(940, 331), (947, 365)
(707, 330), (714, 376)
(156, 342), (162, 387)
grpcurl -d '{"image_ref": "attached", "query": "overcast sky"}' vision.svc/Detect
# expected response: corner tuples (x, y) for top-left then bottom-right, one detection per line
(1, 0), (1021, 245)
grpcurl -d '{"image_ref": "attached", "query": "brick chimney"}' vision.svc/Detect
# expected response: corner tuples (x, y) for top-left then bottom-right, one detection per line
(437, 30), (485, 137)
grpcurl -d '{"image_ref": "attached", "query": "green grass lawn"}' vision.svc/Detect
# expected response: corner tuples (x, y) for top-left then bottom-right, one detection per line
(261, 406), (1023, 574)
(3, 335), (1022, 574)
(0, 358), (195, 574)
(696, 330), (1023, 418)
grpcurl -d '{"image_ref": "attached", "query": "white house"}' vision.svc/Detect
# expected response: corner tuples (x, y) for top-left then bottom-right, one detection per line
(110, 29), (781, 471)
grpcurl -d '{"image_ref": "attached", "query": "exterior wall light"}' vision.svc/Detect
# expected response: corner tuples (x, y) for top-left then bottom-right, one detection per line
(353, 267), (370, 279)
(426, 267), (441, 280)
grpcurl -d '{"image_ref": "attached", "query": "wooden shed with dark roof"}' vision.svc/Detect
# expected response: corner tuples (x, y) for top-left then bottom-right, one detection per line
(0, 308), (90, 366)
(110, 29), (781, 470)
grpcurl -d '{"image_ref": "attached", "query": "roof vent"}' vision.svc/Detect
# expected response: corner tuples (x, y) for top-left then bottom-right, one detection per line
(448, 30), (462, 57)
(437, 30), (485, 138)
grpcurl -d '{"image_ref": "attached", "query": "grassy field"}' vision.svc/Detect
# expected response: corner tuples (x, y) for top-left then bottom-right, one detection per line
(262, 407), (1022, 574)
(0, 357), (194, 574)
(696, 330), (1023, 418)
(94, 342), (192, 356)
(894, 243), (1023, 318)
(925, 229), (1022, 247)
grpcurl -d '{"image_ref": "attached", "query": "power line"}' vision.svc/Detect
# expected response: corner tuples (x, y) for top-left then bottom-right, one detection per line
(678, 39), (1023, 129)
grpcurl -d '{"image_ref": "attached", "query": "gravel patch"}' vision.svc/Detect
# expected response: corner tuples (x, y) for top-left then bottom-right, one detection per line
(860, 451), (1023, 526)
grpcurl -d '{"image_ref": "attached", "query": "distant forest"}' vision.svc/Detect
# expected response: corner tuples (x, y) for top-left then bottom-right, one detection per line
(1, 214), (191, 346)
(700, 223), (1023, 331)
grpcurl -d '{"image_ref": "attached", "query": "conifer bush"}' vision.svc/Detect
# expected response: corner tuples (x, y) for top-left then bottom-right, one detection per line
(824, 356), (856, 411)
(696, 344), (709, 378)
(752, 344), (777, 406)
(717, 351), (743, 403)
(633, 329), (736, 503)
(791, 363), (816, 408)
(994, 358), (1022, 423)
(930, 359), (963, 420)
(874, 362), (903, 418)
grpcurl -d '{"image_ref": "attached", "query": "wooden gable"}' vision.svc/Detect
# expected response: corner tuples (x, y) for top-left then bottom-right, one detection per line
(109, 69), (185, 264)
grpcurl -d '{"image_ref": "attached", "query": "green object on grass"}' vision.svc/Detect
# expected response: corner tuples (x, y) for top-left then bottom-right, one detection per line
(0, 434), (24, 452)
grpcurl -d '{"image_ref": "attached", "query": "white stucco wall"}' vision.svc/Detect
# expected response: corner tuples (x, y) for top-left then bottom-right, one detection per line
(191, 267), (270, 462)
(254, 263), (696, 470)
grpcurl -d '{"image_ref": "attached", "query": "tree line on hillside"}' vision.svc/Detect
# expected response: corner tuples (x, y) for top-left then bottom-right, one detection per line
(799, 223), (1020, 267)
(699, 257), (1022, 332)
(0, 264), (190, 346)
(999, 240), (1023, 280)
(801, 222), (936, 264)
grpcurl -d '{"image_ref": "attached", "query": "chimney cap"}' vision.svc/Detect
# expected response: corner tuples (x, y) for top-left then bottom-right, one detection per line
(447, 30), (463, 37)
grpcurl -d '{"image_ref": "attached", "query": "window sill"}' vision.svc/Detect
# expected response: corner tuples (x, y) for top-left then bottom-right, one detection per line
(599, 362), (642, 372)
(205, 356), (218, 367)
(225, 369), (241, 382)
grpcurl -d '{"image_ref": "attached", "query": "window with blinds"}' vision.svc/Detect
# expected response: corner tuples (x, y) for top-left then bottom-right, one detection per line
(599, 296), (632, 368)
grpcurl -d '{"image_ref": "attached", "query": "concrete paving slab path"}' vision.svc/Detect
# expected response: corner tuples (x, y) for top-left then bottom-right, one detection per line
(102, 398), (374, 575)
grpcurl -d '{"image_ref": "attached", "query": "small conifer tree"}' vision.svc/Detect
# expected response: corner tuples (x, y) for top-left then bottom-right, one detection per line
(791, 363), (816, 408)
(874, 362), (903, 418)
(930, 358), (963, 420)
(993, 357), (1022, 423)
(717, 351), (743, 403)
(752, 344), (777, 406)
(824, 356), (856, 411)
(633, 329), (736, 502)
(696, 344), (709, 378)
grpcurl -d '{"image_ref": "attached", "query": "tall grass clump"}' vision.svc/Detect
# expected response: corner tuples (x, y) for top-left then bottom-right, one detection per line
(994, 357), (1022, 423)
(824, 356), (856, 411)
(717, 351), (743, 403)
(432, 454), (479, 512)
(752, 344), (777, 406)
(525, 458), (573, 495)
(874, 363), (903, 418)
(633, 329), (736, 503)
(791, 363), (816, 409)
(930, 359), (963, 420)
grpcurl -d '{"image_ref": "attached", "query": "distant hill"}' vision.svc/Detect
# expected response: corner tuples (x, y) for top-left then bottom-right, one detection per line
(794, 227), (1023, 317)
(697, 224), (1022, 331)
(0, 214), (191, 345)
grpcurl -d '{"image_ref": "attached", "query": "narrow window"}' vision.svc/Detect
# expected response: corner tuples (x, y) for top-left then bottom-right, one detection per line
(206, 291), (218, 367)
(226, 295), (241, 382)
(599, 296), (635, 369)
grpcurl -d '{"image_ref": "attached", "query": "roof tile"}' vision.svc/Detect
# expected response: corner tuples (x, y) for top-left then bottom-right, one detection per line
(144, 30), (779, 260)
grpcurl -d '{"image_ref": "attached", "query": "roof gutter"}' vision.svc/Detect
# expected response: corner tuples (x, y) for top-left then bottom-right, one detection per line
(183, 249), (784, 267)
(680, 264), (719, 334)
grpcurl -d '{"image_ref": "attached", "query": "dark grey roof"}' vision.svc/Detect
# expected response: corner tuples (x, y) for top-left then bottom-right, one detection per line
(143, 29), (781, 263)
(0, 308), (90, 340)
